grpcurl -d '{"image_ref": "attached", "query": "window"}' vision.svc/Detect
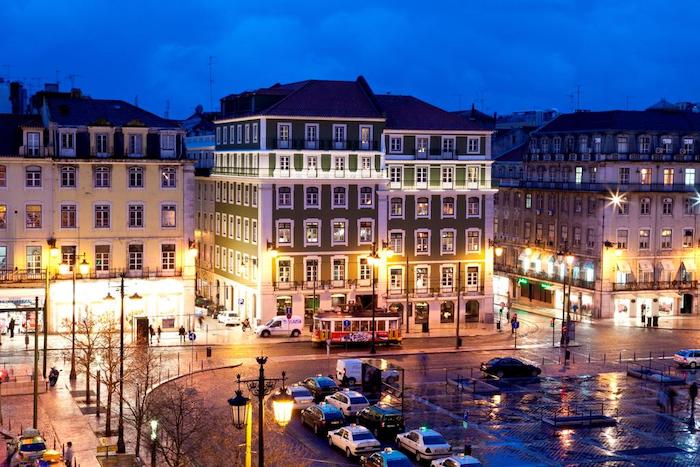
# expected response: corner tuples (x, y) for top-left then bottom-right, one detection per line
(389, 137), (402, 153)
(359, 187), (373, 207)
(358, 258), (371, 281)
(26, 204), (42, 229)
(466, 166), (479, 184)
(128, 204), (144, 228)
(60, 166), (76, 187)
(26, 246), (41, 273)
(305, 187), (319, 208)
(304, 124), (318, 147)
(661, 136), (672, 154)
(578, 136), (588, 152)
(442, 197), (455, 218)
(244, 124), (250, 143)
(332, 258), (346, 281)
(640, 168), (652, 184)
(467, 197), (480, 217)
(333, 187), (346, 208)
(161, 167), (177, 188)
(415, 267), (429, 290)
(126, 166), (143, 188)
(525, 193), (532, 209)
(235, 216), (242, 240)
(161, 204), (176, 227)
(541, 138), (550, 153)
(685, 197), (695, 215)
(128, 244), (143, 271)
(333, 125), (346, 148)
(277, 221), (292, 245)
(442, 166), (454, 185)
(95, 244), (110, 271)
(236, 124), (242, 144)
(305, 259), (319, 283)
(467, 137), (480, 153)
(216, 127), (221, 145)
(466, 267), (479, 290)
(94, 166), (111, 188)
(161, 244), (176, 270)
(390, 268), (403, 290)
(639, 136), (651, 153)
(252, 123), (258, 143)
(390, 231), (403, 254)
(390, 197), (403, 218)
(616, 230), (628, 249)
(640, 198), (651, 215)
(686, 168), (696, 185)
(442, 137), (455, 155)
(60, 246), (76, 269)
(389, 166), (402, 184)
(94, 204), (110, 228)
(441, 230), (455, 254)
(662, 197), (673, 215)
(416, 137), (429, 155)
(278, 187), (292, 207)
(359, 220), (374, 244)
(441, 266), (454, 289)
(416, 166), (428, 184)
(661, 229), (672, 249)
(334, 156), (345, 171)
(0, 205), (5, 229)
(305, 221), (319, 246)
(575, 167), (583, 184)
(639, 229), (650, 249)
(361, 156), (372, 171)
(616, 198), (628, 215)
(548, 224), (555, 244)
(236, 183), (242, 204)
(252, 186), (258, 207)
(25, 166), (41, 187)
(252, 219), (258, 244)
(467, 230), (480, 252)
(279, 155), (290, 171)
(683, 229), (694, 248)
(618, 168), (630, 184)
(222, 126), (228, 144)
(524, 221), (531, 240)
(128, 134), (143, 156)
(278, 259), (291, 283)
(684, 137), (694, 154)
(26, 131), (41, 155)
(553, 137), (561, 153)
(0, 165), (5, 187)
(61, 204), (76, 228)
(663, 168), (674, 185)
(332, 221), (346, 245)
(244, 184), (250, 205)
(228, 215), (234, 239)
(416, 197), (430, 217)
(416, 231), (430, 254)
(60, 131), (75, 151)
(617, 135), (629, 153)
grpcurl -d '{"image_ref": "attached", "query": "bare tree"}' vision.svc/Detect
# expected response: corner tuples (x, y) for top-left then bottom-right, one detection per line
(124, 345), (160, 460)
(62, 311), (98, 404)
(95, 313), (123, 437)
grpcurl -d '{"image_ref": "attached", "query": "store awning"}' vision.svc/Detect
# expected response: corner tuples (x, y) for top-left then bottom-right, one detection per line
(638, 261), (654, 273)
(684, 260), (697, 272)
(616, 262), (631, 273)
(660, 260), (675, 272)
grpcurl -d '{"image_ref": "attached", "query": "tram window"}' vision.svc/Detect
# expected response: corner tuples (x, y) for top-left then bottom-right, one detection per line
(313, 319), (320, 330)
(388, 320), (397, 329)
(360, 321), (369, 332)
(322, 321), (331, 330)
(352, 321), (360, 331)
(334, 321), (342, 332)
(377, 321), (386, 331)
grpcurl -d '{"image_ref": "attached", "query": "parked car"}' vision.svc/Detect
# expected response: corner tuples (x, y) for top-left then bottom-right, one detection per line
(8, 428), (47, 466)
(480, 357), (541, 378)
(325, 390), (370, 417)
(328, 424), (381, 458)
(289, 385), (315, 411)
(396, 428), (451, 462)
(673, 349), (700, 368)
(255, 315), (303, 337)
(431, 454), (483, 466)
(357, 404), (405, 438)
(301, 376), (339, 402)
(360, 447), (412, 467)
(300, 403), (345, 435)
(35, 449), (68, 466)
(217, 311), (241, 326)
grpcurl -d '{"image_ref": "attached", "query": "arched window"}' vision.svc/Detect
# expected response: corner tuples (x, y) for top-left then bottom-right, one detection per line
(416, 197), (429, 217)
(390, 197), (403, 217)
(662, 197), (673, 215)
(333, 187), (346, 207)
(440, 301), (455, 323)
(553, 137), (561, 153)
(640, 197), (651, 215)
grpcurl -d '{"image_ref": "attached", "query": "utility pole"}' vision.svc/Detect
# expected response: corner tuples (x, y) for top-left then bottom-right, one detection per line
(32, 297), (39, 428)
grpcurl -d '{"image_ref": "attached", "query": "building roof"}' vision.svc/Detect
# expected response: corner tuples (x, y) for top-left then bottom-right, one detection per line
(496, 142), (527, 162)
(258, 77), (383, 118)
(535, 109), (700, 134)
(0, 114), (43, 155)
(45, 96), (180, 128)
(378, 95), (490, 131)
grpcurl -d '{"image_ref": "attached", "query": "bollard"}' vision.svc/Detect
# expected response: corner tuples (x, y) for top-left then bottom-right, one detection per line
(201, 361), (204, 371)
(603, 353), (606, 365)
(588, 353), (591, 363)
(619, 352), (621, 364)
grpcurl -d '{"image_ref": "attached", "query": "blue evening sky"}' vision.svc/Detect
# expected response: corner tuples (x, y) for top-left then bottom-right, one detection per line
(1, 0), (697, 118)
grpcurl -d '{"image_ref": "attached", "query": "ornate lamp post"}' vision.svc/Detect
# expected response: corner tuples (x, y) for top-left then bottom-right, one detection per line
(367, 241), (393, 354)
(556, 248), (575, 367)
(150, 419), (158, 467)
(227, 356), (293, 467)
(60, 253), (89, 381)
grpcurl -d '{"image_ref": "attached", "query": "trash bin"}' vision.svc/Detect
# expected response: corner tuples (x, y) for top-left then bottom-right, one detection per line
(206, 346), (212, 358)
(565, 350), (571, 361)
(496, 321), (501, 331)
(652, 316), (659, 327)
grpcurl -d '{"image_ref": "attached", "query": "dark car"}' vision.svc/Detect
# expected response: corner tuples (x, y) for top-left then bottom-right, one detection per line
(300, 403), (345, 435)
(480, 357), (541, 378)
(302, 376), (339, 402)
(357, 404), (405, 438)
(360, 447), (412, 467)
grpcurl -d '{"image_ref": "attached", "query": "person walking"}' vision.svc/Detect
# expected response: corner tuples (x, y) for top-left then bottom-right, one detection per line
(148, 325), (155, 344)
(690, 382), (698, 421)
(64, 441), (74, 466)
(8, 317), (15, 338)
(156, 326), (162, 344)
(667, 386), (677, 415)
(178, 325), (186, 344)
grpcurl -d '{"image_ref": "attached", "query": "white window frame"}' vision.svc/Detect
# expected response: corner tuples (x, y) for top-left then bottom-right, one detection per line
(304, 219), (321, 247)
(440, 264), (455, 291)
(276, 186), (293, 209)
(467, 196), (481, 218)
(304, 256), (321, 285)
(414, 264), (429, 292)
(331, 255), (348, 283)
(467, 137), (480, 154)
(441, 195), (456, 219)
(416, 165), (428, 188)
(331, 218), (348, 246)
(440, 228), (456, 255)
(359, 186), (374, 208)
(304, 124), (319, 149)
(441, 166), (454, 189)
(237, 124), (243, 144)
(332, 186), (347, 209)
(441, 136), (456, 156)
(389, 165), (402, 188)
(415, 196), (430, 218)
(389, 136), (403, 153)
(332, 124), (347, 149)
(304, 186), (321, 209)
(357, 218), (374, 245)
(276, 219), (294, 247)
(252, 219), (258, 245)
(235, 216), (242, 241)
(244, 124), (250, 143)
(465, 264), (480, 291)
(252, 122), (258, 143)
(466, 228), (481, 253)
(389, 229), (405, 255)
(389, 197), (404, 220)
(415, 229), (431, 256)
(276, 257), (292, 284)
(416, 137), (429, 156)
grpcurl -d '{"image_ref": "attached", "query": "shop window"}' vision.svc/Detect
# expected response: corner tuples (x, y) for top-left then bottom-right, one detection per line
(440, 301), (455, 323)
(465, 300), (480, 322)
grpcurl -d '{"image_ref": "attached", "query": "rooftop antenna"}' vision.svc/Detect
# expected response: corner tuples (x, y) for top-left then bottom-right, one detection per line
(164, 99), (170, 119)
(208, 56), (215, 112)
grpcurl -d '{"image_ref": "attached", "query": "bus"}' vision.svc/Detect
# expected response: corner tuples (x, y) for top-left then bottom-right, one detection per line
(311, 303), (402, 347)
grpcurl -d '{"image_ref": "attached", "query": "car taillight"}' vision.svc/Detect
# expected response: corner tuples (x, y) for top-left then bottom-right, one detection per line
(380, 421), (385, 427)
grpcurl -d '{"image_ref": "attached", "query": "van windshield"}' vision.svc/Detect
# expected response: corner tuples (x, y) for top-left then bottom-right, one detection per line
(264, 319), (275, 326)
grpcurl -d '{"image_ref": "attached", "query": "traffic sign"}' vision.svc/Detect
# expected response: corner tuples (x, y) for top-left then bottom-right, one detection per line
(343, 319), (351, 329)
(188, 331), (196, 342)
(286, 306), (292, 319)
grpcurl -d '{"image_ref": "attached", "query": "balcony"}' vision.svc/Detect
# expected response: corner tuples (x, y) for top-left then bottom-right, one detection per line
(510, 180), (700, 193)
(495, 263), (596, 290)
(525, 151), (700, 163)
(53, 268), (183, 280)
(271, 139), (380, 151)
(386, 285), (485, 298)
(612, 280), (697, 291)
(0, 269), (46, 284)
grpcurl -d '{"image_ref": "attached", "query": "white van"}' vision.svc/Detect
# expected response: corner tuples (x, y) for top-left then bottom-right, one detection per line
(336, 358), (402, 386)
(217, 311), (241, 326)
(255, 315), (304, 337)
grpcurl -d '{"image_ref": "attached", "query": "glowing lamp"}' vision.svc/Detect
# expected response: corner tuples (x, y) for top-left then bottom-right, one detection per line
(58, 263), (70, 275)
(565, 255), (575, 266)
(494, 246), (504, 257)
(270, 388), (294, 427)
(78, 258), (90, 276)
(228, 390), (249, 430)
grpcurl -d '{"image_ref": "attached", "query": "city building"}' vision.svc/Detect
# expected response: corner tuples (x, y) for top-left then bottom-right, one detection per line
(197, 77), (496, 331)
(182, 104), (219, 170)
(0, 88), (195, 333)
(493, 107), (700, 321)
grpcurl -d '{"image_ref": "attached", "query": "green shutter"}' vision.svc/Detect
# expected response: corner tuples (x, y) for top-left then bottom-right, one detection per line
(481, 165), (486, 187)
(404, 166), (415, 188)
(374, 154), (381, 172)
(268, 153), (276, 176)
(321, 154), (331, 171)
(480, 136), (486, 155)
(293, 153), (303, 171)
(349, 154), (358, 171)
(430, 166), (440, 187)
(456, 166), (466, 187)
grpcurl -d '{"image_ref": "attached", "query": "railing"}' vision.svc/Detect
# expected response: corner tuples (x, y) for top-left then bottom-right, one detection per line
(612, 280), (697, 291)
(504, 180), (700, 193)
(18, 146), (51, 157)
(525, 151), (700, 163)
(53, 268), (183, 280)
(0, 269), (46, 283)
(212, 167), (260, 176)
(271, 139), (380, 151)
(495, 263), (596, 290)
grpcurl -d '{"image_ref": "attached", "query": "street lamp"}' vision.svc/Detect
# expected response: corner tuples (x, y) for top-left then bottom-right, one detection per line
(557, 248), (575, 367)
(44, 239), (60, 378)
(61, 252), (89, 381)
(227, 356), (293, 467)
(104, 274), (141, 454)
(368, 241), (392, 355)
(150, 419), (158, 467)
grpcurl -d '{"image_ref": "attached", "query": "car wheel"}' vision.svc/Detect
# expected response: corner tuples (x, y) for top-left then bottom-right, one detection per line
(496, 370), (504, 378)
(691, 362), (697, 369)
(327, 436), (333, 446)
(291, 329), (300, 337)
(346, 447), (352, 458)
(261, 330), (271, 337)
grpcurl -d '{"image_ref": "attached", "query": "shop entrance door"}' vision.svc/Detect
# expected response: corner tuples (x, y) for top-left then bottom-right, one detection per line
(682, 294), (693, 314)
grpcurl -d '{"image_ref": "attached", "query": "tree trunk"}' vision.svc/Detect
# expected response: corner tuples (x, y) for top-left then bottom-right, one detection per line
(85, 364), (91, 405)
(106, 389), (112, 436)
(134, 384), (141, 459)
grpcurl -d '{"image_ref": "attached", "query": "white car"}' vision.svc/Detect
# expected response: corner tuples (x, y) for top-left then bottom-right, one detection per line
(289, 385), (315, 411)
(217, 311), (241, 326)
(328, 424), (381, 458)
(324, 390), (370, 417)
(673, 349), (700, 368)
(396, 428), (452, 462)
(431, 454), (483, 466)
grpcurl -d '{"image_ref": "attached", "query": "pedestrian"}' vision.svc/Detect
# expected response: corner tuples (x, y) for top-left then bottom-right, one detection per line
(149, 325), (155, 344)
(640, 305), (646, 325)
(341, 369), (349, 387)
(156, 326), (162, 344)
(690, 382), (698, 418)
(419, 353), (428, 375)
(667, 386), (677, 415)
(657, 387), (667, 412)
(64, 441), (74, 466)
(8, 317), (15, 338)
(178, 325), (185, 344)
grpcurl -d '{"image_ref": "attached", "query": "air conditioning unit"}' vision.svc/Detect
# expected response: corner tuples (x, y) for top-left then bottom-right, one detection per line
(680, 148), (687, 155)
(656, 147), (664, 154)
